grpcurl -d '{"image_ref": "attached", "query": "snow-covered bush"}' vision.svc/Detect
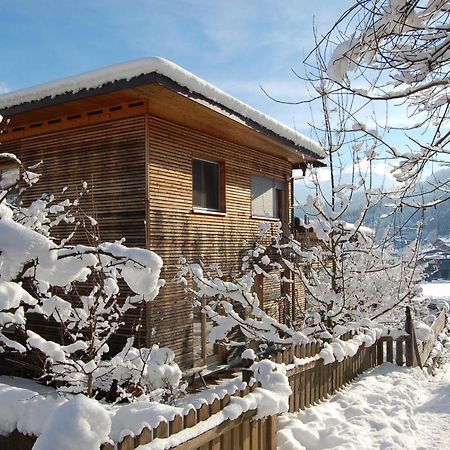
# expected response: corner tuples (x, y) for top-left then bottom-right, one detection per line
(177, 216), (422, 350)
(251, 359), (291, 418)
(104, 340), (184, 403)
(0, 152), (183, 399)
(32, 394), (111, 450)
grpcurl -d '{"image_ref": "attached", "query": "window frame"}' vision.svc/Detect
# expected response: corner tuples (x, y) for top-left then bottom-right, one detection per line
(192, 157), (226, 214)
(251, 175), (286, 221)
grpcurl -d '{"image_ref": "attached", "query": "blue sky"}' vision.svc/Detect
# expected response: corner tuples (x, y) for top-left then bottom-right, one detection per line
(5, 0), (421, 203)
(1, 0), (352, 137)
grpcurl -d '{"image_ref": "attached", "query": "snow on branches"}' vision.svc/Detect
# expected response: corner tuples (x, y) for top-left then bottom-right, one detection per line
(0, 154), (181, 399)
(314, 0), (450, 206)
(177, 222), (419, 352)
(176, 246), (309, 347)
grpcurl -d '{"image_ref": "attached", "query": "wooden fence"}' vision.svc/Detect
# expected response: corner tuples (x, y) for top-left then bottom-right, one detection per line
(416, 308), (447, 368)
(100, 381), (277, 450)
(2, 309), (446, 450)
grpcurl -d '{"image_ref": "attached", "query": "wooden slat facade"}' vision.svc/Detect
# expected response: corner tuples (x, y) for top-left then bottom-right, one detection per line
(1, 116), (147, 347)
(146, 115), (292, 366)
(1, 82), (312, 366)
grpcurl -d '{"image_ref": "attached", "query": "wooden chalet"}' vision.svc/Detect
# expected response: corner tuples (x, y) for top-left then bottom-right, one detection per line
(0, 58), (323, 367)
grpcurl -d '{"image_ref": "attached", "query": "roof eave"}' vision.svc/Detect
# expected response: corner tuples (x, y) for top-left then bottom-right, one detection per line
(0, 73), (323, 163)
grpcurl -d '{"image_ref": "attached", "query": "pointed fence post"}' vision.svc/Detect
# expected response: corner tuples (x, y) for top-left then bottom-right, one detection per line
(405, 306), (422, 368)
(242, 368), (253, 384)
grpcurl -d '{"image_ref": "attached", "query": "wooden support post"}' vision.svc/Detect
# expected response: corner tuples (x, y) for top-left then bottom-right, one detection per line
(293, 372), (300, 412)
(305, 367), (311, 407)
(377, 339), (384, 365)
(169, 414), (183, 435)
(101, 444), (115, 450)
(289, 374), (295, 413)
(327, 361), (333, 395)
(134, 427), (152, 446)
(318, 359), (325, 401)
(240, 389), (251, 450)
(310, 363), (316, 405)
(386, 336), (394, 363)
(118, 435), (134, 450)
(396, 337), (404, 366)
(250, 418), (259, 450)
(221, 395), (231, 450)
(242, 368), (253, 384)
(405, 306), (422, 368)
(371, 342), (377, 368)
(299, 371), (306, 410)
(365, 344), (370, 369)
(199, 403), (211, 450)
(275, 352), (283, 364)
(266, 415), (278, 450)
(184, 408), (197, 429)
(405, 335), (414, 367)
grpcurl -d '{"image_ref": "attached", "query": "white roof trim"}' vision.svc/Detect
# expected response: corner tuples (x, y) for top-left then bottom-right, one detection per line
(0, 57), (324, 158)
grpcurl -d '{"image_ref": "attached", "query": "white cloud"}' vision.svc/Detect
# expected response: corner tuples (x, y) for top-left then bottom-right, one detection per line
(343, 157), (396, 184)
(0, 83), (9, 95)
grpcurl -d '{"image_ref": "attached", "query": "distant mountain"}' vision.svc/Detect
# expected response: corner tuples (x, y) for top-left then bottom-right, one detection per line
(295, 168), (450, 248)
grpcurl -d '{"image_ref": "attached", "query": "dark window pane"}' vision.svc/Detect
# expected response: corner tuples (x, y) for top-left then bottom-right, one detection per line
(193, 159), (204, 207)
(203, 161), (219, 209)
(192, 159), (220, 210)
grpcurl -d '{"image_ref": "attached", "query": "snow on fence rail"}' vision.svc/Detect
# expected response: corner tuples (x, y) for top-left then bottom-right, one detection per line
(100, 381), (277, 450)
(2, 310), (446, 450)
(271, 334), (380, 413)
(416, 309), (447, 368)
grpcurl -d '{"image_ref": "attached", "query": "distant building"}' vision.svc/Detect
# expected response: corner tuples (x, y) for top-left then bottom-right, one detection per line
(420, 238), (450, 280)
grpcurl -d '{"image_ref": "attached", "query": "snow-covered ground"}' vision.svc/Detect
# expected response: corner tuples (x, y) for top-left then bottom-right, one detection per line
(278, 281), (450, 450)
(421, 280), (450, 302)
(279, 356), (450, 449)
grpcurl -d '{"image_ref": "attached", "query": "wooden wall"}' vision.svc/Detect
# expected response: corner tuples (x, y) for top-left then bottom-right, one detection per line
(2, 107), (301, 367)
(1, 116), (147, 346)
(146, 115), (293, 366)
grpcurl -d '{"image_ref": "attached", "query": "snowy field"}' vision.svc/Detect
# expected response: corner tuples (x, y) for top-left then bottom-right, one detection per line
(421, 281), (450, 302)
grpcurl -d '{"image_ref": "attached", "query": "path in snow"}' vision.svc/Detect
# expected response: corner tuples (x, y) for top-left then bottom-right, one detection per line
(278, 358), (450, 449)
(414, 363), (450, 449)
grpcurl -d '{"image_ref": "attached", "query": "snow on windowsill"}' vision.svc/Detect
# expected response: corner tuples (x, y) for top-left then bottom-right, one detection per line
(251, 215), (282, 222)
(191, 208), (226, 217)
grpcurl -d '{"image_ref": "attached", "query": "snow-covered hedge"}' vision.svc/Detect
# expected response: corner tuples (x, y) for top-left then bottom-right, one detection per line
(0, 152), (182, 399)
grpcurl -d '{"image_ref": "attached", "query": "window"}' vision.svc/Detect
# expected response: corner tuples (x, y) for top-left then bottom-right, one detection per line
(192, 158), (223, 211)
(251, 176), (284, 219)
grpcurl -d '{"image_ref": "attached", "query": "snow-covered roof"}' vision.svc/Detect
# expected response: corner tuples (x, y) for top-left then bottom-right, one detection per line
(0, 57), (324, 159)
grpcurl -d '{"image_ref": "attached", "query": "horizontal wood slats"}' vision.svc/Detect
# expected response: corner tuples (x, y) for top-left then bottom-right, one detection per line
(1, 103), (305, 367)
(0, 116), (147, 348)
(146, 115), (293, 366)
(1, 101), (147, 142)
